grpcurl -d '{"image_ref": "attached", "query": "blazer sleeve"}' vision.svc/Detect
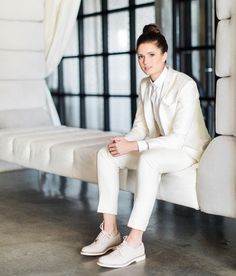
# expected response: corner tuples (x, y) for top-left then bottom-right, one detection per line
(125, 84), (149, 141)
(146, 80), (199, 150)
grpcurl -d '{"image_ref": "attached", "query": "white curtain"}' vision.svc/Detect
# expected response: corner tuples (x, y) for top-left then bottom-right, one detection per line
(44, 0), (81, 76)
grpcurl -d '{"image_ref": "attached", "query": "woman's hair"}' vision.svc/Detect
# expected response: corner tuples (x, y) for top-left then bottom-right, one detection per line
(136, 24), (168, 53)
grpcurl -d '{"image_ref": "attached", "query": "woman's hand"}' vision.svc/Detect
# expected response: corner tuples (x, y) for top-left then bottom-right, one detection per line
(108, 137), (138, 157)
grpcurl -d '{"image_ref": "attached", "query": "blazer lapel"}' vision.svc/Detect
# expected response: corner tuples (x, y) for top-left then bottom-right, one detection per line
(160, 67), (175, 102)
(142, 82), (158, 138)
(159, 68), (177, 134)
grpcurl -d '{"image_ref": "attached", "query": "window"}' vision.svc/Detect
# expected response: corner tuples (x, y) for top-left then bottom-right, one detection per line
(47, 0), (216, 136)
(172, 0), (215, 136)
(47, 0), (155, 133)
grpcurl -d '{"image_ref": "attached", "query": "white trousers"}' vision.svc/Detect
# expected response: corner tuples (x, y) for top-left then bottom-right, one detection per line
(97, 146), (196, 231)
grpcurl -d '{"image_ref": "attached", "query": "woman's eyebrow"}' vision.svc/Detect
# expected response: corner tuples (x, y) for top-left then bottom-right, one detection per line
(138, 51), (155, 55)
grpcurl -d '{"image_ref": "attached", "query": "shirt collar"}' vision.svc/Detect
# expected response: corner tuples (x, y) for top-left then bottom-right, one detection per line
(149, 66), (168, 89)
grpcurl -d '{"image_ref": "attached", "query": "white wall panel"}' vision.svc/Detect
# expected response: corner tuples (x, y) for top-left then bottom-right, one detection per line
(0, 51), (45, 80)
(0, 0), (44, 21)
(0, 21), (44, 51)
(0, 80), (48, 110)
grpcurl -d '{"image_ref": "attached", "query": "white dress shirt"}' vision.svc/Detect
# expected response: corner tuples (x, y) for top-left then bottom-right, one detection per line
(137, 66), (168, 152)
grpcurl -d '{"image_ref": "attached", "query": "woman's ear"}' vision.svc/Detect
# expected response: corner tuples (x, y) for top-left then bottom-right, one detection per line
(162, 51), (168, 63)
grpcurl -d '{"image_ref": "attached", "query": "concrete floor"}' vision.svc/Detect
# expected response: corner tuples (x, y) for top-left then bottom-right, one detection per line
(0, 169), (236, 276)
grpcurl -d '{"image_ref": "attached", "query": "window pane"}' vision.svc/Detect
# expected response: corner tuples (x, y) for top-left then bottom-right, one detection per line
(108, 0), (128, 10)
(109, 55), (130, 95)
(110, 98), (131, 133)
(135, 6), (155, 41)
(136, 0), (154, 4)
(190, 50), (215, 98)
(84, 16), (102, 54)
(191, 0), (201, 47)
(83, 0), (101, 14)
(47, 67), (58, 91)
(179, 50), (215, 98)
(191, 0), (215, 47)
(178, 0), (215, 48)
(85, 97), (104, 129)
(201, 100), (215, 136)
(84, 57), (103, 94)
(108, 11), (130, 52)
(64, 96), (80, 127)
(63, 59), (79, 94)
(64, 22), (79, 57)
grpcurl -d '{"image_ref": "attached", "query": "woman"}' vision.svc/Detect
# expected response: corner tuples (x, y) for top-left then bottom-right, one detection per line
(81, 24), (211, 268)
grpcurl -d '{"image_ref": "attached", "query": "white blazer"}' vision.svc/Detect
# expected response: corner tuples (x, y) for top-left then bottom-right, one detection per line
(125, 67), (211, 161)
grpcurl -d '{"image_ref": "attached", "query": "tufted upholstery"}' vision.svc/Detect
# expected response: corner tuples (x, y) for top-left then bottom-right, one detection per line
(198, 0), (236, 217)
(0, 0), (59, 129)
(0, 127), (114, 181)
(0, 0), (59, 170)
(0, 126), (199, 209)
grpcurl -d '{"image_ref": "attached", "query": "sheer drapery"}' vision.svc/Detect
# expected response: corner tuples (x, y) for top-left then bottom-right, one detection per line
(44, 0), (81, 76)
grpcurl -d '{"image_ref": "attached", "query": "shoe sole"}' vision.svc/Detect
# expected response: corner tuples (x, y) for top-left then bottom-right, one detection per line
(97, 254), (146, 268)
(80, 246), (117, 256)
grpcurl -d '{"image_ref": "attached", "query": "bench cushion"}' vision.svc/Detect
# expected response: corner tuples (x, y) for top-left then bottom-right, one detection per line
(0, 126), (115, 181)
(0, 126), (199, 209)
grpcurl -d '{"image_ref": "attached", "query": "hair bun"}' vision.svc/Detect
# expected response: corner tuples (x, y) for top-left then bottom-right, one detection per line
(142, 24), (161, 35)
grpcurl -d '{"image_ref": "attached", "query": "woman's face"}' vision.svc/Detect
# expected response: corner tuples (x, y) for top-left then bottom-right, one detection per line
(137, 42), (167, 81)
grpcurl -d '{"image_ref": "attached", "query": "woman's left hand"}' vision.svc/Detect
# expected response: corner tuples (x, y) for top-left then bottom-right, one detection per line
(108, 137), (138, 157)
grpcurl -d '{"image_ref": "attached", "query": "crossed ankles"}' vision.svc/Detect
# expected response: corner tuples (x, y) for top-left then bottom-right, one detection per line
(97, 236), (145, 268)
(80, 223), (146, 268)
(80, 222), (121, 256)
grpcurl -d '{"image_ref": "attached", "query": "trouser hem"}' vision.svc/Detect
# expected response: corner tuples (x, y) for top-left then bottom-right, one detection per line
(127, 220), (147, 232)
(97, 208), (117, 216)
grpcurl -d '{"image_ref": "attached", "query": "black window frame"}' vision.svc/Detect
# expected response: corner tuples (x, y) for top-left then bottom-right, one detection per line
(172, 0), (216, 137)
(52, 0), (155, 131)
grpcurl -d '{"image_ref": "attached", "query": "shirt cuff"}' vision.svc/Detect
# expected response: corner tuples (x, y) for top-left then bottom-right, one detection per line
(137, 141), (148, 152)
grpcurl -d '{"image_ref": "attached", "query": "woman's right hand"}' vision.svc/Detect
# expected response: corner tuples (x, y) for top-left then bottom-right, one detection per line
(108, 137), (138, 157)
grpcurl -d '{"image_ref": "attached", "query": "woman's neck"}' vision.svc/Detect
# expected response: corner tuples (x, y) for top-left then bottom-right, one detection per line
(150, 66), (166, 82)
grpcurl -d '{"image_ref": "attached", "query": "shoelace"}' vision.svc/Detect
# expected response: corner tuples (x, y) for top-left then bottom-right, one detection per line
(94, 232), (105, 243)
(110, 236), (127, 256)
(94, 222), (113, 243)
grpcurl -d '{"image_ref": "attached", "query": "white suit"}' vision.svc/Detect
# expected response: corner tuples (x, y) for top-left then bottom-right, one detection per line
(125, 67), (211, 161)
(97, 67), (211, 231)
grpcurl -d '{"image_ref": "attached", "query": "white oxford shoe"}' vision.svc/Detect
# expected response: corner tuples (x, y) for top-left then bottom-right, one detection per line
(97, 236), (146, 268)
(80, 223), (121, 256)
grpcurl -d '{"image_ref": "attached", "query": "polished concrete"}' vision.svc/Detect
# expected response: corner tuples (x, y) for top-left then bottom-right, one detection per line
(0, 169), (235, 276)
